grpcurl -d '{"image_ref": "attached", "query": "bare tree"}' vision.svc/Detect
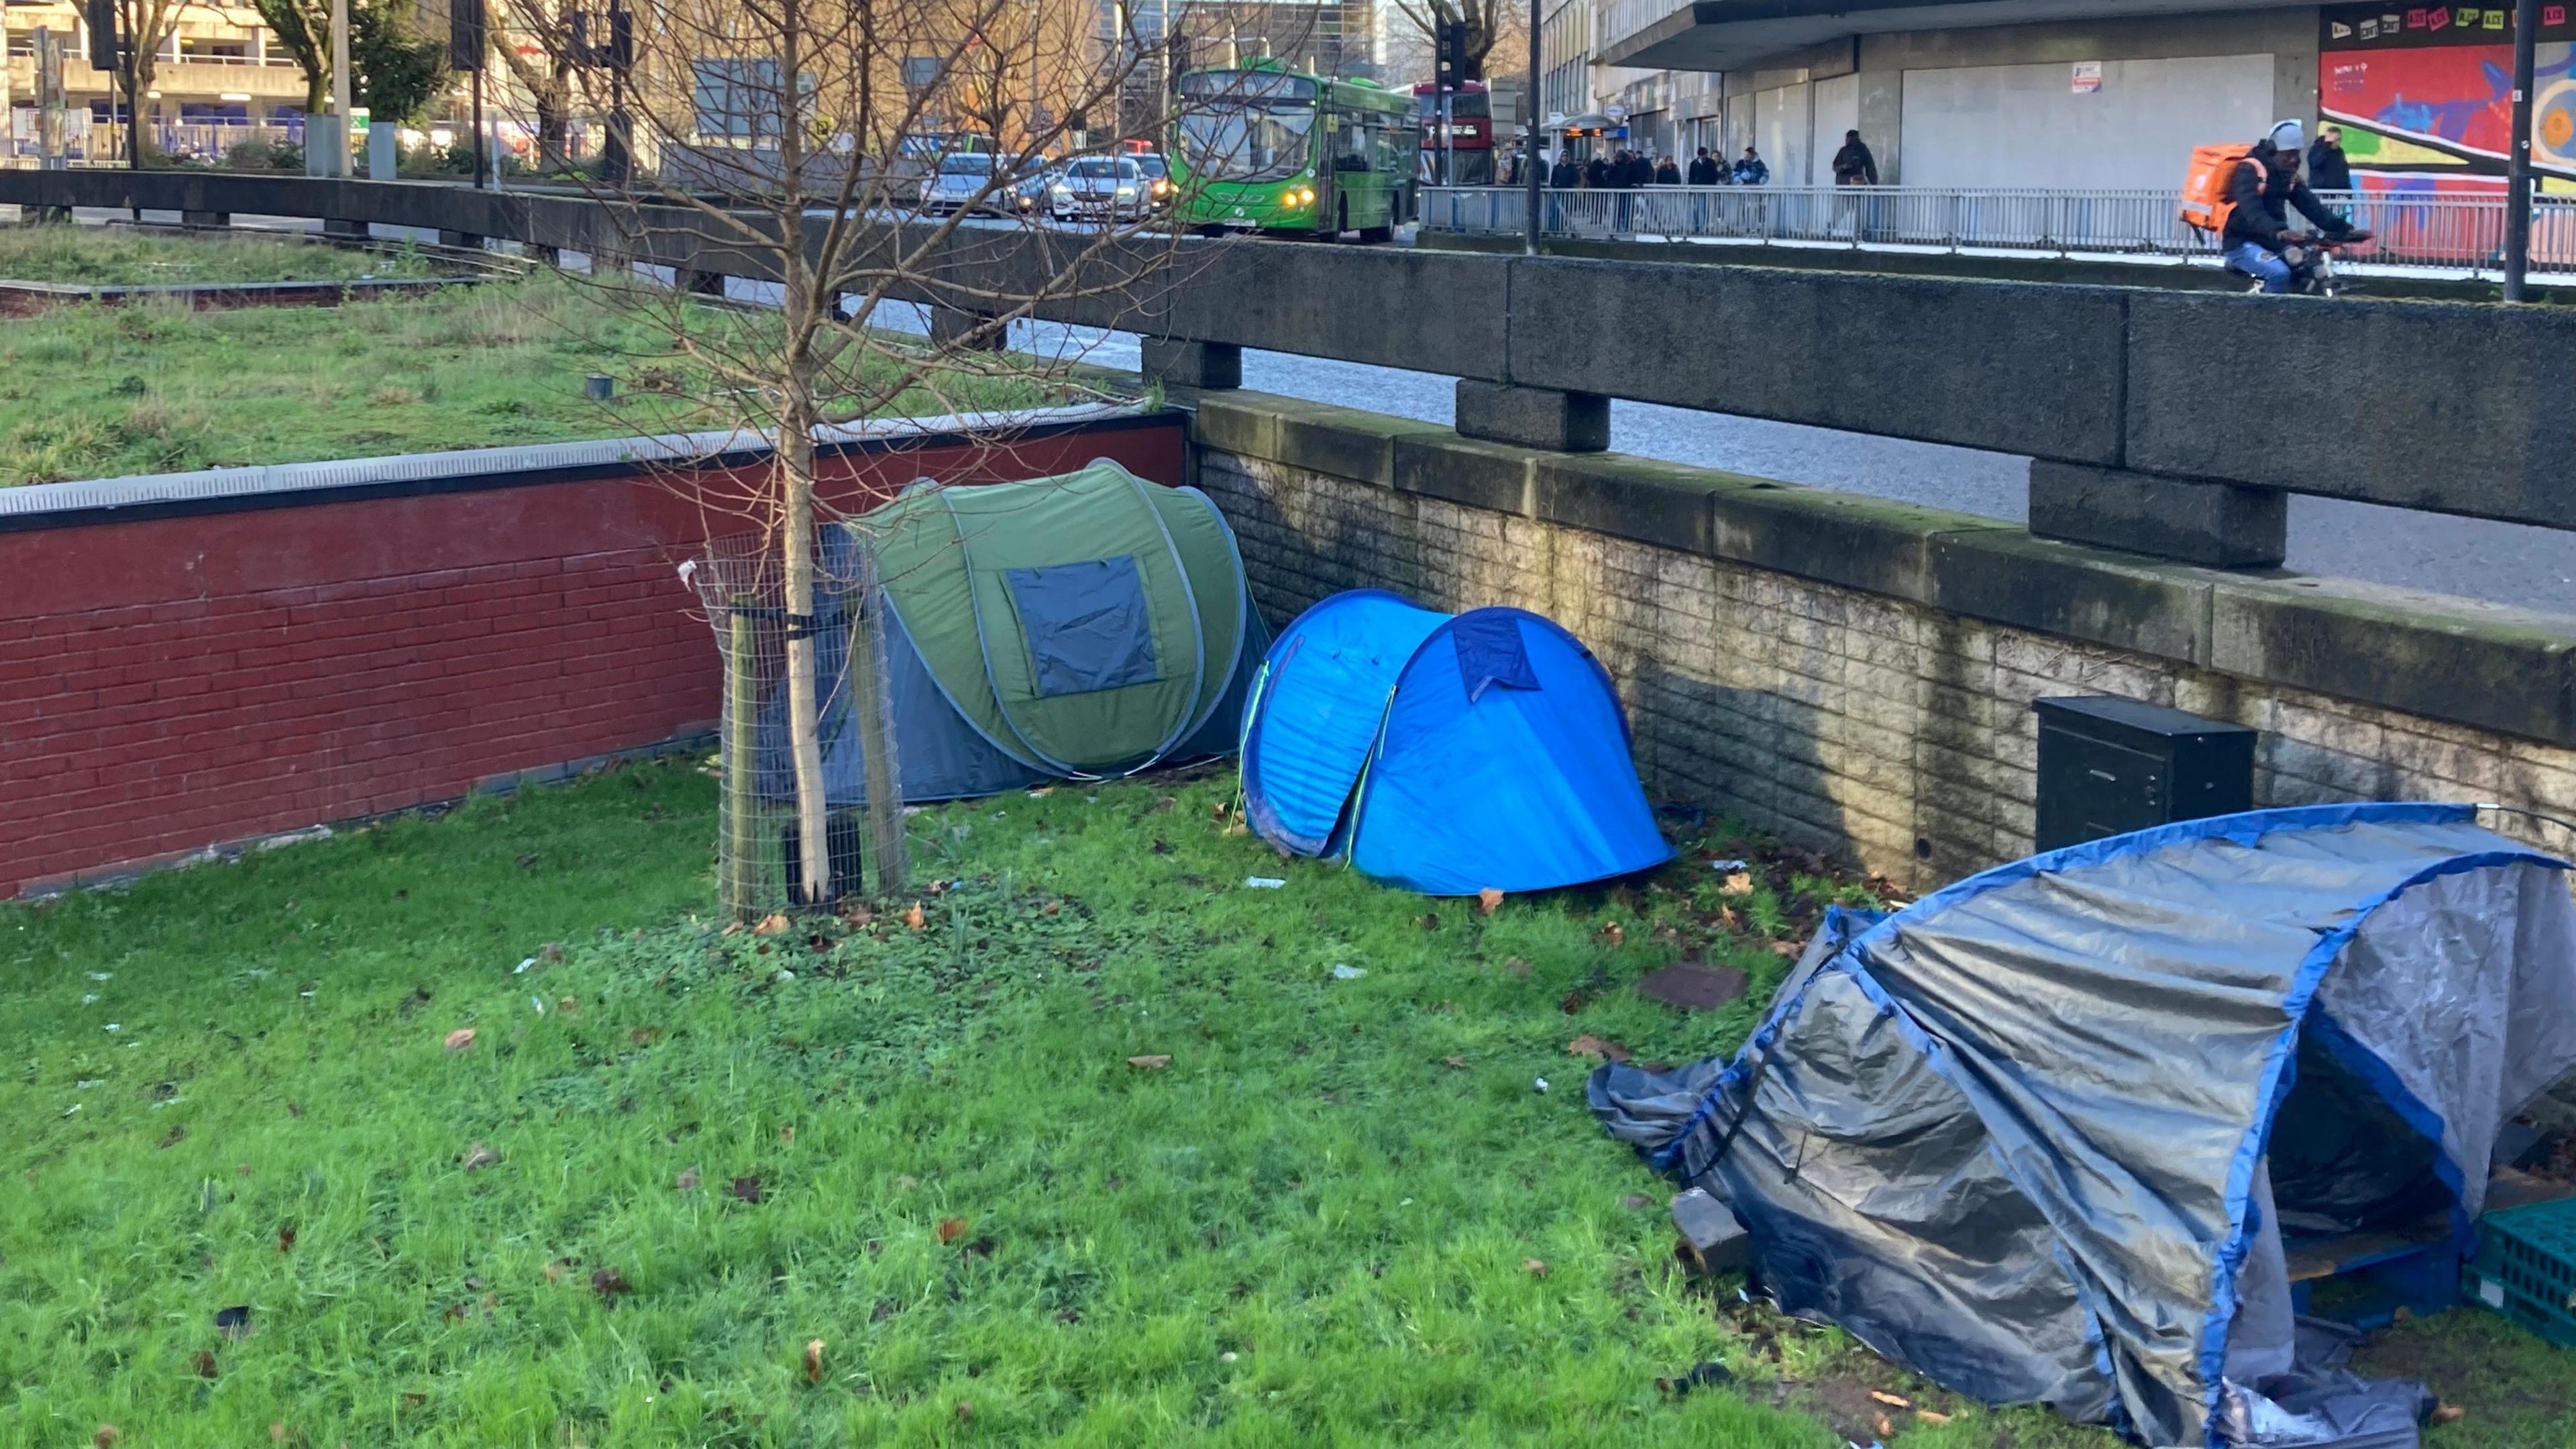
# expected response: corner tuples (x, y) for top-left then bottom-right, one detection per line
(521, 0), (1226, 910)
(111, 0), (196, 164)
(1387, 0), (1519, 82)
(493, 0), (579, 167)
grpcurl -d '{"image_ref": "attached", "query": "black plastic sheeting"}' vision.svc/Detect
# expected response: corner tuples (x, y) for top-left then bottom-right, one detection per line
(1592, 805), (2576, 1448)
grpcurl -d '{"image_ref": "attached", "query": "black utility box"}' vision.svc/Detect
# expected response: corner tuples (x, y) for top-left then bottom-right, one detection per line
(2033, 696), (2257, 852)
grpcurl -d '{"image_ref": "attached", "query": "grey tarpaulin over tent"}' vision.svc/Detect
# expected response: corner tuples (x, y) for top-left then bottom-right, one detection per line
(1590, 803), (2576, 1448)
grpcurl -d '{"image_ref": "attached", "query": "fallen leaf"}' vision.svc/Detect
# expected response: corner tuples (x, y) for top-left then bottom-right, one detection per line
(555, 996), (579, 1017)
(1917, 1408), (1953, 1425)
(94, 1426), (118, 1449)
(277, 1222), (297, 1253)
(1621, 1193), (1654, 1210)
(1522, 1258), (1550, 1277)
(1719, 871), (1754, 896)
(1126, 1054), (1171, 1071)
(1477, 887), (1504, 916)
(1503, 957), (1532, 977)
(904, 902), (926, 930)
(1443, 1055), (1468, 1069)
(1869, 1391), (1913, 1409)
(675, 1166), (700, 1191)
(191, 1349), (218, 1377)
(1598, 921), (1625, 947)
(936, 1216), (969, 1245)
(158, 1126), (186, 1149)
(955, 1400), (974, 1423)
(729, 1175), (763, 1203)
(1029, 785), (1055, 797)
(1717, 904), (1741, 928)
(460, 1141), (499, 1172)
(442, 1302), (465, 1322)
(2430, 1405), (2467, 1425)
(1566, 1034), (1633, 1063)
(590, 1267), (632, 1297)
(630, 1027), (661, 1045)
(443, 1028), (477, 1053)
(1041, 900), (1060, 916)
(542, 1258), (572, 1283)
(804, 1338), (826, 1385)
(1873, 1413), (1894, 1438)
(779, 1125), (794, 1144)
(752, 914), (790, 936)
(845, 904), (873, 926)
(1770, 939), (1803, 958)
(1210, 800), (1229, 822)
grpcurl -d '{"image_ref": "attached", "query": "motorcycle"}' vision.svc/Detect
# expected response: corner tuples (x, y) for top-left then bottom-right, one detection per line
(2243, 228), (2375, 297)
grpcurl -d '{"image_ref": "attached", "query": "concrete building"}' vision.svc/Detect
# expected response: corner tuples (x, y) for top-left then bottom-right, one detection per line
(4, 0), (311, 157)
(1543, 0), (2567, 191)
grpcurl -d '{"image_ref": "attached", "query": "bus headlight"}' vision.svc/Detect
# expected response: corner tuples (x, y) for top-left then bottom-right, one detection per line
(1287, 186), (1315, 207)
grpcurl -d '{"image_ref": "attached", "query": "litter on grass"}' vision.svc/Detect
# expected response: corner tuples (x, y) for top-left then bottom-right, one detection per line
(1330, 964), (1367, 979)
(1244, 877), (1287, 889)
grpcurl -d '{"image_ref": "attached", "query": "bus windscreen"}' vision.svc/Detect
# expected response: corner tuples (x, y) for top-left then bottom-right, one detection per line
(1176, 71), (1319, 182)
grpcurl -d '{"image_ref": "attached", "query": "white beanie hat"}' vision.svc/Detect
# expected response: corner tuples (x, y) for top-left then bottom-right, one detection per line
(2269, 119), (2305, 152)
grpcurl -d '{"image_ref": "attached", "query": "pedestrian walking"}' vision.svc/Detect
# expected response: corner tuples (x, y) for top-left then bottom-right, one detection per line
(1686, 147), (1719, 185)
(2307, 124), (2353, 193)
(1733, 146), (1768, 186)
(1654, 155), (1681, 184)
(1550, 152), (1580, 189)
(1584, 154), (1610, 190)
(1831, 129), (1878, 186)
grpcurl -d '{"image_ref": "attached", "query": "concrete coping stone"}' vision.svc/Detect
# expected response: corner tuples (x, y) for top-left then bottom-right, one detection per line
(0, 401), (1152, 527)
(1193, 389), (2576, 748)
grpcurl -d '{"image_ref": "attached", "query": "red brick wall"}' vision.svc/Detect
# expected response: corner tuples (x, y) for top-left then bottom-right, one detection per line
(0, 417), (1186, 896)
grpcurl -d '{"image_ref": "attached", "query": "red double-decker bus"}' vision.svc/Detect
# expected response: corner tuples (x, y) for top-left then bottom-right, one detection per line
(1412, 79), (1493, 186)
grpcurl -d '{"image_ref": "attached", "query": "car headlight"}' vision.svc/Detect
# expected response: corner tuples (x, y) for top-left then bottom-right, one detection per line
(1116, 186), (1135, 197)
(1152, 179), (1171, 197)
(1051, 184), (1071, 196)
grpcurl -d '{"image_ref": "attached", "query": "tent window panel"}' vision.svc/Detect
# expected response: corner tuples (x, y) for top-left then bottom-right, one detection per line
(1450, 611), (1539, 703)
(1005, 556), (1161, 698)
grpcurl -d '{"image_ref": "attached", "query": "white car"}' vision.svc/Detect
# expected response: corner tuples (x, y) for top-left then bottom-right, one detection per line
(917, 152), (1002, 215)
(1047, 157), (1148, 223)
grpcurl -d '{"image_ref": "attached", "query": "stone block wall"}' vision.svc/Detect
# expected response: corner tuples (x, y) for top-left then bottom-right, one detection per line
(1187, 393), (2576, 895)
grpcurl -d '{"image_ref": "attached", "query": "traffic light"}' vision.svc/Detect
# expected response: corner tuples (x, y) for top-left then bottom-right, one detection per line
(450, 0), (486, 72)
(85, 0), (117, 74)
(1434, 19), (1467, 91)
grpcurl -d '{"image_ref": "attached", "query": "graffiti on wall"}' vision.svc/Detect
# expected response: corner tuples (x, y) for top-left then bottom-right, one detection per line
(2319, 2), (2576, 192)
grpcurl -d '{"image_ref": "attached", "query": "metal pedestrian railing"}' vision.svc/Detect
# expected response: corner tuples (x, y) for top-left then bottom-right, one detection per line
(1420, 186), (2576, 277)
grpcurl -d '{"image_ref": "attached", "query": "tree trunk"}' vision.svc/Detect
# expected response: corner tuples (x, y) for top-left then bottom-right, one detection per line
(775, 394), (831, 908)
(306, 66), (327, 118)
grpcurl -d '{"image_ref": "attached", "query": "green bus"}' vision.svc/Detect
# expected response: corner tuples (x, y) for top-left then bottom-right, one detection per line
(1167, 61), (1417, 241)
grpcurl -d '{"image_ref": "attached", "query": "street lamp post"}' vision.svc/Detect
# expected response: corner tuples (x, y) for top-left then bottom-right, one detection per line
(329, 0), (351, 177)
(2505, 0), (2540, 299)
(1523, 0), (1541, 255)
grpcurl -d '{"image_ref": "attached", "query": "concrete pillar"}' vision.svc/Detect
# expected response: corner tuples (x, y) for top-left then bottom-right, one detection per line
(180, 210), (230, 229)
(34, 205), (74, 225)
(436, 229), (484, 251)
(528, 244), (562, 266)
(929, 306), (1008, 352)
(321, 218), (367, 240)
(1454, 378), (1611, 453)
(2028, 462), (2287, 570)
(1139, 338), (1242, 390)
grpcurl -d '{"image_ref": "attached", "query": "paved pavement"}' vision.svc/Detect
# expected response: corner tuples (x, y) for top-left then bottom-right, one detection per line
(38, 206), (2576, 617)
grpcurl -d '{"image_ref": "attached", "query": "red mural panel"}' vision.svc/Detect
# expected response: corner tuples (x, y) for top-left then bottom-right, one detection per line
(0, 417), (1185, 896)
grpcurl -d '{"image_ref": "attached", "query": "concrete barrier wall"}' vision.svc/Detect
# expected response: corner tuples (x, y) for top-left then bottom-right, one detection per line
(0, 413), (1185, 897)
(3, 171), (2570, 529)
(1184, 390), (2576, 890)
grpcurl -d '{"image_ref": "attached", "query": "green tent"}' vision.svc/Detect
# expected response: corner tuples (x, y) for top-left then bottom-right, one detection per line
(759, 460), (1266, 803)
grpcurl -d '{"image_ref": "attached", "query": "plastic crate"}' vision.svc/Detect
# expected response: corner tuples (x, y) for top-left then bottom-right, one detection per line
(2464, 1197), (2576, 1348)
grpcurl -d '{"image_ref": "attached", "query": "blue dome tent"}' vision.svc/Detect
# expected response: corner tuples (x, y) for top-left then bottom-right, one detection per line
(1590, 803), (2576, 1448)
(1238, 590), (1672, 895)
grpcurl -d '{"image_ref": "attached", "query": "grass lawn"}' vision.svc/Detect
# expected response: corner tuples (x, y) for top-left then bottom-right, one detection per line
(0, 225), (441, 286)
(0, 269), (1096, 486)
(4, 765), (2569, 1448)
